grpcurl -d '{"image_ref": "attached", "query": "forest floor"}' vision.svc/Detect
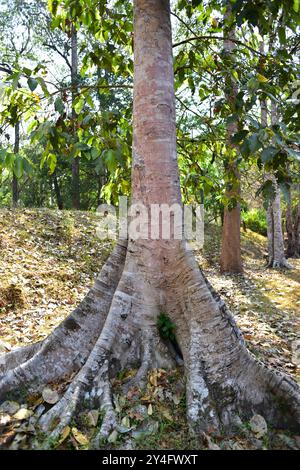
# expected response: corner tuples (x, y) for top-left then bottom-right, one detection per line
(0, 208), (299, 450)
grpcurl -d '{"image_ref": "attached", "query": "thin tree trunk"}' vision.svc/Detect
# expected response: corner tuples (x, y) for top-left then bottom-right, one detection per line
(220, 7), (243, 274)
(12, 121), (20, 207)
(53, 172), (64, 210)
(267, 103), (291, 268)
(260, 42), (291, 268)
(286, 178), (297, 257)
(71, 23), (80, 210)
(295, 196), (300, 256)
(0, 0), (299, 447)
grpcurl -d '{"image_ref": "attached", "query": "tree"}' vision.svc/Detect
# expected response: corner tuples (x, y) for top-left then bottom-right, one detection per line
(285, 167), (300, 258)
(266, 102), (292, 268)
(219, 6), (243, 274)
(0, 0), (299, 446)
(12, 121), (20, 206)
(70, 23), (80, 210)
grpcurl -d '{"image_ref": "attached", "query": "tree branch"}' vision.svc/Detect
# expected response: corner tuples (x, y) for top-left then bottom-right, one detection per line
(173, 35), (265, 57)
(43, 42), (72, 70)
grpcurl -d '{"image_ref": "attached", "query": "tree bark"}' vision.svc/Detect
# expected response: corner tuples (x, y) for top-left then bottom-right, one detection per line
(295, 187), (300, 256)
(266, 103), (291, 268)
(53, 172), (64, 210)
(259, 42), (291, 268)
(286, 180), (297, 257)
(220, 7), (243, 274)
(0, 0), (299, 447)
(12, 121), (20, 207)
(71, 23), (80, 210)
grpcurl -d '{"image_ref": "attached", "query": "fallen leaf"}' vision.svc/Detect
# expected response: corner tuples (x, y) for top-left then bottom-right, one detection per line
(249, 414), (268, 438)
(42, 387), (60, 404)
(121, 416), (130, 428)
(0, 401), (20, 415)
(58, 426), (71, 445)
(107, 429), (118, 443)
(0, 413), (11, 426)
(87, 409), (99, 427)
(71, 427), (89, 446)
(13, 408), (33, 421)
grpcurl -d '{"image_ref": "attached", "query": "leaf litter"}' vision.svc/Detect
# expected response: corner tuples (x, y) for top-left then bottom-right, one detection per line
(0, 209), (299, 450)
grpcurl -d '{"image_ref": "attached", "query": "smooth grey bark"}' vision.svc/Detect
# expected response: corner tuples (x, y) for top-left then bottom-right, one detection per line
(0, 0), (299, 448)
(259, 55), (291, 269)
(266, 103), (292, 268)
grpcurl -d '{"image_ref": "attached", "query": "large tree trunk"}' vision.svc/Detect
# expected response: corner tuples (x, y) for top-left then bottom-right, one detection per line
(0, 0), (299, 447)
(12, 121), (20, 207)
(71, 24), (80, 210)
(220, 8), (243, 274)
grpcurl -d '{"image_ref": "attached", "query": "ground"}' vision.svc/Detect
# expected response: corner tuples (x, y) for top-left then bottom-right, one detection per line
(0, 208), (299, 450)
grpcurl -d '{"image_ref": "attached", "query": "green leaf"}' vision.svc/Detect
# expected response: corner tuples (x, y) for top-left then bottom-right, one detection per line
(257, 73), (268, 83)
(47, 153), (57, 174)
(12, 72), (21, 89)
(293, 0), (299, 13)
(286, 147), (300, 162)
(104, 149), (117, 172)
(231, 130), (248, 144)
(256, 180), (275, 206)
(279, 182), (290, 203)
(261, 146), (278, 163)
(13, 156), (23, 178)
(227, 114), (239, 124)
(74, 96), (85, 114)
(278, 27), (286, 44)
(54, 97), (65, 115)
(28, 77), (38, 92)
(37, 77), (49, 97)
(247, 133), (261, 154)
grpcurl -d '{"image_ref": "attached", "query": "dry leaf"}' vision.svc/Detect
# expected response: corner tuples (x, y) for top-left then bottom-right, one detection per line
(87, 410), (99, 427)
(121, 416), (130, 428)
(13, 408), (33, 421)
(58, 426), (71, 445)
(42, 387), (60, 404)
(71, 427), (89, 446)
(0, 413), (11, 426)
(107, 429), (118, 443)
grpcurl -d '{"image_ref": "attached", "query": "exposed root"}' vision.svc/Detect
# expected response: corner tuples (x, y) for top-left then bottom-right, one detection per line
(0, 238), (299, 447)
(122, 330), (176, 392)
(166, 242), (300, 434)
(0, 341), (42, 376)
(268, 259), (293, 269)
(90, 362), (117, 447)
(0, 240), (127, 402)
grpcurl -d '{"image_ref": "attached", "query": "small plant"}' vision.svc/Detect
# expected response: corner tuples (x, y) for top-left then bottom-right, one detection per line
(157, 312), (176, 342)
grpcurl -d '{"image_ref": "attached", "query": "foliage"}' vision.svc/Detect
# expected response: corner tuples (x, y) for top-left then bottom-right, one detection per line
(242, 208), (268, 236)
(0, 0), (299, 222)
(157, 313), (177, 342)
